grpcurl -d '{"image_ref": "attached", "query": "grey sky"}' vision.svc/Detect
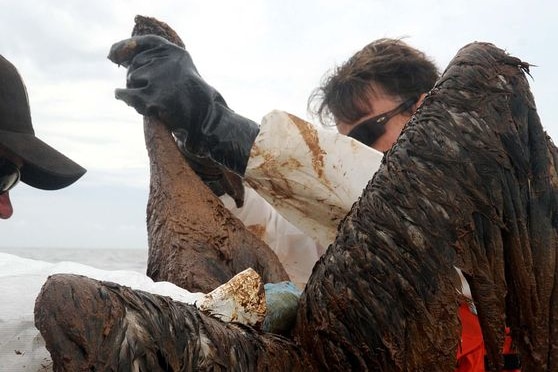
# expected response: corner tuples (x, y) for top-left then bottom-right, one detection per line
(1, 0), (556, 249)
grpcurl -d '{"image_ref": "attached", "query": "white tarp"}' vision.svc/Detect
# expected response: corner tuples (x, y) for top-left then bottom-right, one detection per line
(0, 253), (234, 371)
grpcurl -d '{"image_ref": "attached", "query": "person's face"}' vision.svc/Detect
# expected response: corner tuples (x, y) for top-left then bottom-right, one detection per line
(0, 149), (22, 220)
(336, 89), (424, 152)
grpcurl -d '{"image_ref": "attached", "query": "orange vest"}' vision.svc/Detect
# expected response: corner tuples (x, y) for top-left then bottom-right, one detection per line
(455, 304), (520, 372)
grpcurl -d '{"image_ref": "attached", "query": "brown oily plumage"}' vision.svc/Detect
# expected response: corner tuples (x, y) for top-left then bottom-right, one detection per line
(35, 274), (313, 371)
(36, 17), (557, 371)
(296, 42), (558, 371)
(143, 118), (289, 292)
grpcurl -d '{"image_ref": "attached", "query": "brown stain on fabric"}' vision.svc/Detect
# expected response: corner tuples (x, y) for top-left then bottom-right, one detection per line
(288, 114), (326, 179)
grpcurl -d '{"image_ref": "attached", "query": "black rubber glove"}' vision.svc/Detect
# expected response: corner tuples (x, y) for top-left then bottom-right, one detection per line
(108, 35), (259, 176)
(175, 129), (246, 208)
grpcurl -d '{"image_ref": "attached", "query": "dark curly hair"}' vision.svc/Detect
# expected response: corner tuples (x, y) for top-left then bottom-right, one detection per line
(308, 38), (439, 126)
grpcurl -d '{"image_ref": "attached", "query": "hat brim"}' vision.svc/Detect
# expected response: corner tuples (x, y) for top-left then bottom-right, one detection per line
(0, 130), (86, 190)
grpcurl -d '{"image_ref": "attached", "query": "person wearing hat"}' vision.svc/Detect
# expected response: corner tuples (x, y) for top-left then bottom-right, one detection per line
(0, 53), (85, 368)
(0, 54), (86, 219)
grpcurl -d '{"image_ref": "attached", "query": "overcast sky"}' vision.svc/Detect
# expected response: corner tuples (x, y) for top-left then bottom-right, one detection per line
(1, 0), (556, 250)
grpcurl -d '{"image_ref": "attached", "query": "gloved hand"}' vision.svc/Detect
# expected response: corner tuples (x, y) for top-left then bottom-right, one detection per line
(175, 129), (246, 208)
(108, 35), (259, 176)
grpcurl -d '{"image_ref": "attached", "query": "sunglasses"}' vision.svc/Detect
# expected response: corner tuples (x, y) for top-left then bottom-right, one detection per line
(346, 97), (417, 145)
(0, 159), (21, 194)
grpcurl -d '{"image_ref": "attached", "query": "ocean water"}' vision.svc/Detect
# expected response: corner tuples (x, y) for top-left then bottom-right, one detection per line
(0, 246), (148, 273)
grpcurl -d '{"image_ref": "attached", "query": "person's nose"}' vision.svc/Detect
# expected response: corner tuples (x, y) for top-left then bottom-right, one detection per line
(0, 192), (14, 219)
